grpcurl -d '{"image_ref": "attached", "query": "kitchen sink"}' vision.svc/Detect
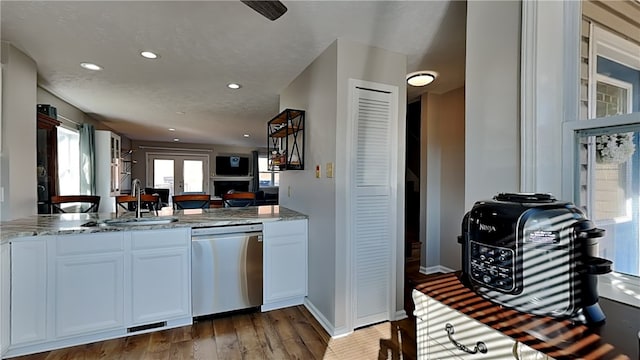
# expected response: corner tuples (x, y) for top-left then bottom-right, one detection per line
(98, 217), (179, 227)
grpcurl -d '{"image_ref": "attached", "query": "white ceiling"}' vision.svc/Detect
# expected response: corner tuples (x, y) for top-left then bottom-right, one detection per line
(1, 1), (466, 148)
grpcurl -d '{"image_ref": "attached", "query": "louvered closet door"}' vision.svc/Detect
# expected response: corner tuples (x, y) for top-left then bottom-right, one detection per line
(351, 83), (396, 328)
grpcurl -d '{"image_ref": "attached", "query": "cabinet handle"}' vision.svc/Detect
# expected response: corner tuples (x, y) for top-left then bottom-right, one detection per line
(445, 323), (488, 355)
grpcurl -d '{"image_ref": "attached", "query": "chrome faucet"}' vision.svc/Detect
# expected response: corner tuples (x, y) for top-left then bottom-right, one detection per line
(132, 178), (143, 218)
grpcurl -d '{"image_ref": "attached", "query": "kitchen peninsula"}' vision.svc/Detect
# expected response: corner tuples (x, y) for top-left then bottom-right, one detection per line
(0, 206), (308, 359)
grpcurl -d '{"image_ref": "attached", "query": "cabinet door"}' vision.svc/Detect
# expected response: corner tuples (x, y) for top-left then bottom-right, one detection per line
(263, 219), (308, 306)
(1, 241), (11, 355)
(53, 232), (125, 338)
(54, 253), (124, 337)
(129, 229), (190, 325)
(110, 133), (121, 195)
(515, 343), (550, 360)
(426, 297), (516, 359)
(95, 131), (119, 212)
(412, 290), (430, 359)
(11, 239), (48, 345)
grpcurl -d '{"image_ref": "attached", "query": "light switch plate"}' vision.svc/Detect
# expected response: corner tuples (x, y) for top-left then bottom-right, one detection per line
(326, 162), (333, 178)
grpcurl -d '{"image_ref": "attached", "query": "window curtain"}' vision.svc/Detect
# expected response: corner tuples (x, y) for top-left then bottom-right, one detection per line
(251, 150), (259, 192)
(79, 124), (96, 195)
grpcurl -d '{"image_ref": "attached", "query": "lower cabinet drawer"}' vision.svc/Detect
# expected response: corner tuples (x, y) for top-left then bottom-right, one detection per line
(426, 297), (516, 359)
(515, 342), (550, 360)
(426, 337), (462, 360)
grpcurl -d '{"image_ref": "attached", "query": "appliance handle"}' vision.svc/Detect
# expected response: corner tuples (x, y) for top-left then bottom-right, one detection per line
(445, 323), (488, 355)
(192, 223), (263, 236)
(572, 219), (605, 239)
(493, 192), (556, 203)
(577, 227), (605, 239)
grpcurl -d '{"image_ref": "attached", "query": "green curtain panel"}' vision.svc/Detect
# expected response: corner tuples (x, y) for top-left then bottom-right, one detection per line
(79, 124), (96, 195)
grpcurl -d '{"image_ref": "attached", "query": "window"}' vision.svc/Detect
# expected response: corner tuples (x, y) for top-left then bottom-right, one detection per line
(571, 16), (640, 306)
(576, 126), (639, 278)
(258, 153), (279, 188)
(57, 126), (80, 195)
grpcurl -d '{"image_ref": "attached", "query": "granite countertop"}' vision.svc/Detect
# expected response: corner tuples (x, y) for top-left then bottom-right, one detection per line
(0, 205), (307, 244)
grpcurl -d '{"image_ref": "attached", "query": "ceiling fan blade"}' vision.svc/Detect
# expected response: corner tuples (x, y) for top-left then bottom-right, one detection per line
(241, 0), (287, 21)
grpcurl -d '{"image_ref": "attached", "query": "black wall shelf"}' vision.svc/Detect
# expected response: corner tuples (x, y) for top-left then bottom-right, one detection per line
(267, 109), (305, 170)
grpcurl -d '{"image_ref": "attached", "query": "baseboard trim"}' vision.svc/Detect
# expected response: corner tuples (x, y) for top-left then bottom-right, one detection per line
(394, 309), (407, 321)
(261, 297), (304, 312)
(303, 298), (353, 338)
(420, 265), (456, 275)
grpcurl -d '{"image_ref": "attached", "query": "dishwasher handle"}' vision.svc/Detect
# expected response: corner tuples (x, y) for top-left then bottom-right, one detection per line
(191, 223), (263, 237)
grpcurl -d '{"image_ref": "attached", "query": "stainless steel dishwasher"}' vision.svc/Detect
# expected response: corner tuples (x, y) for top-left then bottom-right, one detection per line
(191, 224), (263, 317)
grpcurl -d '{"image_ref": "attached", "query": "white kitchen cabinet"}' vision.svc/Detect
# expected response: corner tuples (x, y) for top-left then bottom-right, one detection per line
(128, 229), (191, 326)
(1, 240), (11, 356)
(412, 289), (552, 360)
(6, 229), (191, 358)
(11, 238), (48, 346)
(262, 219), (308, 311)
(53, 232), (125, 338)
(515, 343), (551, 360)
(425, 296), (515, 359)
(95, 130), (121, 213)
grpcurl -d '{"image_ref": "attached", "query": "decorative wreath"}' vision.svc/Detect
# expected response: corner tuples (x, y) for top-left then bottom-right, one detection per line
(596, 132), (636, 164)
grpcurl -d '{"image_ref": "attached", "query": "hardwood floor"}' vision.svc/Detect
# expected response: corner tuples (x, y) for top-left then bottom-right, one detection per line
(10, 305), (417, 360)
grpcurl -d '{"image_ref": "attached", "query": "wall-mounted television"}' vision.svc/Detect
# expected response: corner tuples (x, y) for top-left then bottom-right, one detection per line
(215, 155), (250, 176)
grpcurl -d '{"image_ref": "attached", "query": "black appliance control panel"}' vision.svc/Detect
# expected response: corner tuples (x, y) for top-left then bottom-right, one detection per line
(469, 241), (516, 292)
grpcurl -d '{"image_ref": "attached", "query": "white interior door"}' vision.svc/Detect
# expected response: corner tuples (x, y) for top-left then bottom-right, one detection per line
(349, 80), (398, 328)
(146, 153), (209, 200)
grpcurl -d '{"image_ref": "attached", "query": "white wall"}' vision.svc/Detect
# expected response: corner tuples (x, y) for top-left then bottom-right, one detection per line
(436, 88), (465, 269)
(421, 87), (465, 271)
(279, 41), (339, 330)
(422, 94), (440, 268)
(1, 42), (38, 220)
(465, 1), (521, 210)
(280, 38), (406, 335)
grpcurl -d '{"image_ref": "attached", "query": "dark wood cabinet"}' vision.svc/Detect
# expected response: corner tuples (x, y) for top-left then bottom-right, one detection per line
(37, 113), (61, 214)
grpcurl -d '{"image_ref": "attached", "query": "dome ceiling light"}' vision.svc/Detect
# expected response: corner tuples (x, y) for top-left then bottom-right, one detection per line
(80, 62), (103, 71)
(140, 51), (159, 59)
(406, 71), (438, 87)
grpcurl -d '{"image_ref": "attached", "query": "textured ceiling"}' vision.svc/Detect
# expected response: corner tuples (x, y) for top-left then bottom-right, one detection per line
(1, 1), (466, 148)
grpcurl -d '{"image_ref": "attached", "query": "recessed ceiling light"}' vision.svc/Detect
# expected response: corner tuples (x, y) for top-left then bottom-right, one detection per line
(140, 51), (159, 59)
(227, 83), (242, 89)
(168, 128), (176, 131)
(173, 138), (180, 142)
(176, 111), (185, 115)
(243, 134), (250, 138)
(80, 62), (103, 71)
(406, 71), (438, 87)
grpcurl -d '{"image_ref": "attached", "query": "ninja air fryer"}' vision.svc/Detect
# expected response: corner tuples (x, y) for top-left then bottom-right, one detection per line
(458, 193), (612, 325)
